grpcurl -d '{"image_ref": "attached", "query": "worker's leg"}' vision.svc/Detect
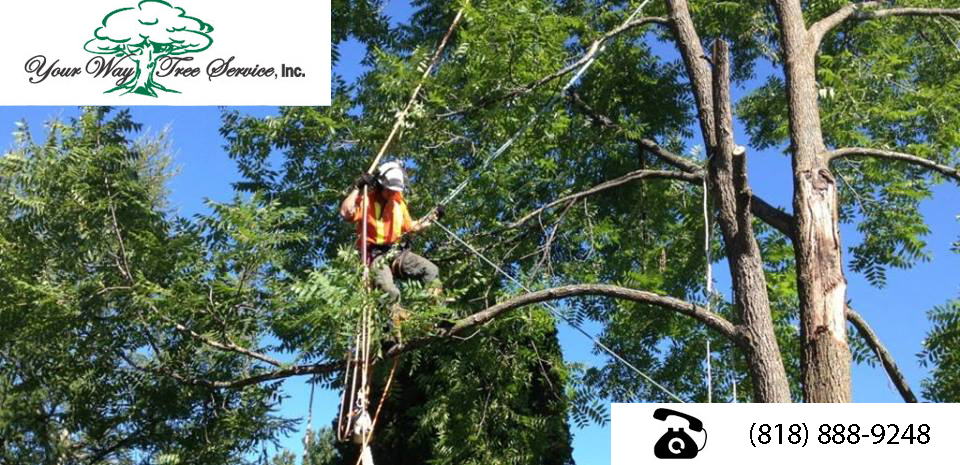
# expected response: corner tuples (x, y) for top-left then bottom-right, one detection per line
(372, 254), (408, 341)
(396, 251), (440, 290)
(370, 255), (401, 303)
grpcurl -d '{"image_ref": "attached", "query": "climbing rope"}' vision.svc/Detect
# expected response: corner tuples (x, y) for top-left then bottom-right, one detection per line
(703, 175), (713, 403)
(304, 378), (316, 462)
(434, 221), (685, 403)
(366, 3), (469, 174)
(335, 3), (471, 459)
(353, 357), (400, 465)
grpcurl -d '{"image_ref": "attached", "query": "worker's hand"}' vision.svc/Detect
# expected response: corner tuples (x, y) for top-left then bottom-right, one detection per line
(354, 173), (376, 189)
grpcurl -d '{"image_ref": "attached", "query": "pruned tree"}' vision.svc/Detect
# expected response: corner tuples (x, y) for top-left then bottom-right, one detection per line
(84, 0), (213, 97)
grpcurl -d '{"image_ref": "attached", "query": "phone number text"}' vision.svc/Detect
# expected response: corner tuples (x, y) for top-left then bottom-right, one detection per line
(748, 423), (930, 447)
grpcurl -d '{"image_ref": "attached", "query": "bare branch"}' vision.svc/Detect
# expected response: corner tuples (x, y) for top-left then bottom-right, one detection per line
(504, 169), (701, 230)
(810, 1), (960, 48)
(809, 1), (883, 47)
(211, 361), (342, 389)
(170, 320), (283, 368)
(751, 195), (795, 239)
(845, 306), (918, 403)
(438, 16), (669, 118)
(855, 7), (960, 20)
(827, 147), (960, 181)
(636, 138), (705, 173)
(106, 186), (133, 284)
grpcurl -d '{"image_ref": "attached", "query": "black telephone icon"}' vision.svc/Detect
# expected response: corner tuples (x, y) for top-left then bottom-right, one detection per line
(652, 408), (707, 459)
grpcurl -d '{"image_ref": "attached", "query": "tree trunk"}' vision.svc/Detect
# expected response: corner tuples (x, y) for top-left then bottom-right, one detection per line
(772, 0), (852, 402)
(123, 47), (159, 97)
(666, 0), (792, 402)
(710, 40), (792, 403)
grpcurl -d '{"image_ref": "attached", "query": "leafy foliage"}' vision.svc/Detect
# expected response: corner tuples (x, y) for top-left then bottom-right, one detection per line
(0, 108), (300, 464)
(920, 298), (960, 402)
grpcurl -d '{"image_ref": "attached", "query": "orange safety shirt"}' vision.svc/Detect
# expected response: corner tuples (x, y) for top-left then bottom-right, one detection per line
(353, 189), (414, 251)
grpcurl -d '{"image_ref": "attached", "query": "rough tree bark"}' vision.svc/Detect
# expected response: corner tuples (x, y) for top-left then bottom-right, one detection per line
(772, 0), (852, 402)
(709, 40), (792, 402)
(666, 0), (792, 402)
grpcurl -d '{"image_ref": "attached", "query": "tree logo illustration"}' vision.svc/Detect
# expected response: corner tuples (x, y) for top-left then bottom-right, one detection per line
(84, 0), (213, 97)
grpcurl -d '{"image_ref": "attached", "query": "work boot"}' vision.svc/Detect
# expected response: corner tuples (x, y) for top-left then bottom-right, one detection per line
(389, 303), (410, 343)
(427, 286), (456, 304)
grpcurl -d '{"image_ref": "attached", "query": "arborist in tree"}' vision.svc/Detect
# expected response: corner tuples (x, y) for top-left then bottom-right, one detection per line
(340, 161), (445, 331)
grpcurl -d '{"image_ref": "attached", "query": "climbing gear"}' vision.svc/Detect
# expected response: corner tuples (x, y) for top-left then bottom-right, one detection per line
(336, 4), (469, 461)
(352, 409), (373, 444)
(369, 243), (401, 265)
(377, 161), (406, 192)
(703, 173), (713, 403)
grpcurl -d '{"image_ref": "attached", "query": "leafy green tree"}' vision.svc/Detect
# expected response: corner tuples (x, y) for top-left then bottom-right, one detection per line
(225, 0), (960, 420)
(0, 108), (297, 464)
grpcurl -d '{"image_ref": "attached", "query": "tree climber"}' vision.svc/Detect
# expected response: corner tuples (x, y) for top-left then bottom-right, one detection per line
(340, 161), (444, 332)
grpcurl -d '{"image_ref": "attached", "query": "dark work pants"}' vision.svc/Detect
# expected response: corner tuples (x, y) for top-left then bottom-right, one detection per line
(371, 250), (440, 303)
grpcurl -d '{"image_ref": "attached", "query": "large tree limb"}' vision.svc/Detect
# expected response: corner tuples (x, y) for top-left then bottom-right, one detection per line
(212, 284), (738, 389)
(437, 16), (669, 118)
(810, 1), (960, 48)
(394, 284), (741, 354)
(827, 147), (960, 181)
(210, 361), (342, 389)
(845, 306), (918, 403)
(666, 0), (717, 149)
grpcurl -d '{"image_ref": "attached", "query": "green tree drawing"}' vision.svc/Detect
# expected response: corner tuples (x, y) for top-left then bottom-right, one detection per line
(84, 0), (213, 97)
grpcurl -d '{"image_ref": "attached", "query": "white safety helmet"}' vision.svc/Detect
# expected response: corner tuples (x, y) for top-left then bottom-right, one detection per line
(377, 161), (406, 192)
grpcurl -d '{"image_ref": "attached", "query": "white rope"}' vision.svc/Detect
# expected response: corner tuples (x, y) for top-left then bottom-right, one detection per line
(303, 379), (316, 462)
(438, 0), (655, 208)
(703, 176), (713, 403)
(435, 221), (685, 403)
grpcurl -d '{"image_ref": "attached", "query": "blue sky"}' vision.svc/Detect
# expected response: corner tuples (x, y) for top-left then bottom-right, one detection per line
(2, 2), (958, 464)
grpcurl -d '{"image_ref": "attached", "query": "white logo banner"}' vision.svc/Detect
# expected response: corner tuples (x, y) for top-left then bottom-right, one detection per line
(0, 0), (331, 105)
